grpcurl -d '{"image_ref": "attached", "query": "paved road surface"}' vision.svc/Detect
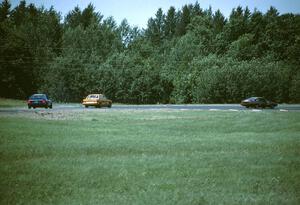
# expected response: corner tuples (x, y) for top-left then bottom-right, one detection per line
(1, 104), (300, 114)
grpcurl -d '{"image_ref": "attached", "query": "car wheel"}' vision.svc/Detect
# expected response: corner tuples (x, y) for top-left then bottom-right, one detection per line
(108, 104), (112, 108)
(33, 107), (36, 109)
(28, 106), (31, 109)
(85, 105), (88, 108)
(49, 105), (52, 109)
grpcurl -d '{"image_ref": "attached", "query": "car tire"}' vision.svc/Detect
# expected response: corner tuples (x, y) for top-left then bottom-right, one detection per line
(85, 105), (88, 108)
(33, 107), (36, 109)
(108, 104), (112, 108)
(49, 105), (52, 109)
(28, 106), (31, 109)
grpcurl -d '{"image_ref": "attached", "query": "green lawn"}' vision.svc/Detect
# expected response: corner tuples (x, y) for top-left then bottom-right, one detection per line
(0, 98), (26, 107)
(0, 110), (299, 204)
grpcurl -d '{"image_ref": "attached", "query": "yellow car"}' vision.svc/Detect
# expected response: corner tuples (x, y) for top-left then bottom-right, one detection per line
(82, 94), (112, 108)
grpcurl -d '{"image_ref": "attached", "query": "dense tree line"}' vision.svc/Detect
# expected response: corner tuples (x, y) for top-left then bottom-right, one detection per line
(1, 0), (299, 103)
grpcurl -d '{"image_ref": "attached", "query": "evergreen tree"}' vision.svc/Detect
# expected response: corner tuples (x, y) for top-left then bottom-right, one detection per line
(176, 5), (191, 36)
(0, 0), (10, 21)
(1, 1), (299, 103)
(145, 8), (165, 45)
(164, 6), (177, 38)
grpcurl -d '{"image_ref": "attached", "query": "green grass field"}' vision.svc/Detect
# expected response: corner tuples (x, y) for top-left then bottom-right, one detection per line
(0, 98), (26, 108)
(0, 109), (299, 204)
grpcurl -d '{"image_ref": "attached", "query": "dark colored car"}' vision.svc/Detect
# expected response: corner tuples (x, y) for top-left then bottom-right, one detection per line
(241, 97), (277, 109)
(27, 94), (52, 109)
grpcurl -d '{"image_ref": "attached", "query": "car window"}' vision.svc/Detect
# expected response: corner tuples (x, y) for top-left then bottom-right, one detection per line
(30, 94), (46, 99)
(258, 98), (266, 102)
(88, 95), (98, 99)
(99, 95), (108, 100)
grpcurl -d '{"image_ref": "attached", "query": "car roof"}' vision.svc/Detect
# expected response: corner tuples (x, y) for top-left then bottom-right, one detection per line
(30, 94), (48, 99)
(248, 97), (263, 99)
(87, 94), (104, 97)
(31, 94), (46, 97)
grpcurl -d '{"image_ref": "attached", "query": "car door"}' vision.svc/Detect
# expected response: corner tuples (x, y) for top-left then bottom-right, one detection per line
(100, 95), (108, 106)
(258, 98), (267, 107)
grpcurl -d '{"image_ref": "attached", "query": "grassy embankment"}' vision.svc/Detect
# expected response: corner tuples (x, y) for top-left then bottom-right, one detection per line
(0, 108), (299, 204)
(0, 98), (26, 107)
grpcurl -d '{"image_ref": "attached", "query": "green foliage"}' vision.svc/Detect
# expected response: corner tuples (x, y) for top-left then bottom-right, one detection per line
(145, 8), (165, 46)
(0, 0), (10, 21)
(227, 33), (257, 60)
(176, 5), (191, 36)
(64, 4), (102, 29)
(186, 56), (294, 103)
(1, 2), (299, 103)
(0, 1), (62, 98)
(289, 70), (300, 102)
(164, 6), (177, 38)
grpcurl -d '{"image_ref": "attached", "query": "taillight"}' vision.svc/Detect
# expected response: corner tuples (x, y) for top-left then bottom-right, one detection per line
(27, 100), (32, 103)
(41, 100), (46, 103)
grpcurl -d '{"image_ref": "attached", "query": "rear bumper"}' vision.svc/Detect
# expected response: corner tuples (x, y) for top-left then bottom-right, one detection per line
(82, 102), (99, 106)
(28, 103), (48, 107)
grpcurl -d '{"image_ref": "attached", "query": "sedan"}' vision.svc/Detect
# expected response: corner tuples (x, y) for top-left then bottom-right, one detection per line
(28, 94), (52, 109)
(241, 97), (277, 109)
(82, 94), (112, 108)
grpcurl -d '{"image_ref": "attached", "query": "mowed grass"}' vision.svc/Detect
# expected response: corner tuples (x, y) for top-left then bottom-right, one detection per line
(0, 98), (26, 108)
(0, 110), (299, 204)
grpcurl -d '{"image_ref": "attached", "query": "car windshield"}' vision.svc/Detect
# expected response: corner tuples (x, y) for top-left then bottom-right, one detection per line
(247, 97), (257, 101)
(88, 95), (99, 99)
(258, 98), (266, 102)
(30, 94), (46, 99)
(99, 94), (106, 100)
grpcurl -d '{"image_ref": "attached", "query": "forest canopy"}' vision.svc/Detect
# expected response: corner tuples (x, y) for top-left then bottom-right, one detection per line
(1, 0), (299, 103)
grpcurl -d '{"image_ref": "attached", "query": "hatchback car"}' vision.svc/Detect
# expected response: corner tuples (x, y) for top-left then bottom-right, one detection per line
(241, 97), (277, 109)
(28, 94), (52, 109)
(82, 94), (112, 108)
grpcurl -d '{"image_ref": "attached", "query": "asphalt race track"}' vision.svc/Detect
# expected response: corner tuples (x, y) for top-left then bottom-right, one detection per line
(1, 104), (300, 114)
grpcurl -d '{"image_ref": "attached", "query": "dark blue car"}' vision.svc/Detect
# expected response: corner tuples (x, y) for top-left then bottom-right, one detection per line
(241, 97), (277, 109)
(27, 94), (52, 109)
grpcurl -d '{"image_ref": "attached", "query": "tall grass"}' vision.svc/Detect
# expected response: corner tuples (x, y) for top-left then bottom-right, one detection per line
(1, 110), (299, 204)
